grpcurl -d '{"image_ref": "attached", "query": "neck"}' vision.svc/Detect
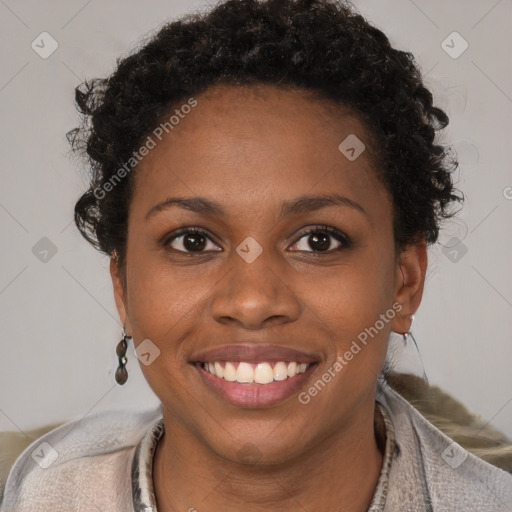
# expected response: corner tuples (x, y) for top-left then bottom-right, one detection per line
(153, 395), (384, 512)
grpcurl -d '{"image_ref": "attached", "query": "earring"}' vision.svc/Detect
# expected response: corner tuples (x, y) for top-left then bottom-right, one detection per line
(402, 314), (417, 349)
(402, 314), (429, 384)
(402, 314), (415, 344)
(115, 330), (131, 385)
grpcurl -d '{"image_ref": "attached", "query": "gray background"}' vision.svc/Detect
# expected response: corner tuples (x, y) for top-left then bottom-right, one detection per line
(1, 0), (511, 438)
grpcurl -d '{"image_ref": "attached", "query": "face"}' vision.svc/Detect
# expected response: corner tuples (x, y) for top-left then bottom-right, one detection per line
(111, 83), (426, 464)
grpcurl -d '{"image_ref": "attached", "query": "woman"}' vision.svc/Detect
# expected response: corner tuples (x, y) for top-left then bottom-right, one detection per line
(2, 0), (511, 510)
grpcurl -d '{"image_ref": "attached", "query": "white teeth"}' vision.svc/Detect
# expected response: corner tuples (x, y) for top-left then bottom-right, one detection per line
(236, 362), (254, 383)
(214, 362), (224, 378)
(202, 361), (312, 384)
(254, 363), (274, 384)
(287, 362), (297, 377)
(224, 362), (237, 382)
(273, 361), (288, 381)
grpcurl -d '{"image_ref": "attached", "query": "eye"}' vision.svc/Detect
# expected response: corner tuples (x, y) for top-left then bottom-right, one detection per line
(163, 225), (351, 255)
(289, 225), (350, 253)
(164, 228), (221, 253)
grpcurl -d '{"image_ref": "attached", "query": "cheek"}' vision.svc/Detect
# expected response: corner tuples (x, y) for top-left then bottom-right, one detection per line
(125, 249), (209, 348)
(124, 257), (204, 401)
(305, 252), (395, 328)
(301, 253), (396, 383)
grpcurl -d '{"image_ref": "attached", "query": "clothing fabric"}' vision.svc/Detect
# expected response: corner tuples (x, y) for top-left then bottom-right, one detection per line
(2, 381), (511, 511)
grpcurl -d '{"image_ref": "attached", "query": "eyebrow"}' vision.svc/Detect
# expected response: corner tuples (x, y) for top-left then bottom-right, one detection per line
(145, 193), (367, 221)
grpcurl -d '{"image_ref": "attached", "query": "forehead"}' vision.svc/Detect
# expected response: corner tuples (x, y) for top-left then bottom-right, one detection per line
(130, 83), (388, 218)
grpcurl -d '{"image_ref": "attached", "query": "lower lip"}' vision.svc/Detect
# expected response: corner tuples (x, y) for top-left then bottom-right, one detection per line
(195, 363), (318, 408)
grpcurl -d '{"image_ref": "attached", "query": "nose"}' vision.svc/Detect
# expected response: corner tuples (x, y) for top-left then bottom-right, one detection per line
(211, 250), (302, 330)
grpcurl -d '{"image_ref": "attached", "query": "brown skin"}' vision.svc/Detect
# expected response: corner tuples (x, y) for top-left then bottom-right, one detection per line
(110, 84), (427, 512)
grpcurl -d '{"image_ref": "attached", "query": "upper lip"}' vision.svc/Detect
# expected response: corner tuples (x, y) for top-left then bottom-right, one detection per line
(191, 343), (321, 364)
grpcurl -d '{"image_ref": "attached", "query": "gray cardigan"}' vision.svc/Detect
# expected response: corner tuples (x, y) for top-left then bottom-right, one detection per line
(2, 382), (511, 511)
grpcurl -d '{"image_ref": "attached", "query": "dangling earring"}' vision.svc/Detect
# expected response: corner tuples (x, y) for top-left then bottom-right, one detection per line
(402, 314), (429, 384)
(115, 329), (131, 385)
(402, 314), (415, 346)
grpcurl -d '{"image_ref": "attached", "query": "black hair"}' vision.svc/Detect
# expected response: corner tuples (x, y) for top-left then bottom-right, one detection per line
(67, 0), (463, 282)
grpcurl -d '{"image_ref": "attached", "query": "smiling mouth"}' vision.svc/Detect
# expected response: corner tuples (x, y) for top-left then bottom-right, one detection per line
(191, 343), (321, 407)
(194, 360), (319, 408)
(197, 360), (316, 384)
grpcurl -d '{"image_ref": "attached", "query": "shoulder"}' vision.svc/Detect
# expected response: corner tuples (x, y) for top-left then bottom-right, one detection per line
(1, 406), (162, 512)
(379, 382), (512, 511)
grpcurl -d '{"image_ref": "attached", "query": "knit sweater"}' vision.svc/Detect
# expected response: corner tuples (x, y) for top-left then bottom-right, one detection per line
(2, 382), (511, 511)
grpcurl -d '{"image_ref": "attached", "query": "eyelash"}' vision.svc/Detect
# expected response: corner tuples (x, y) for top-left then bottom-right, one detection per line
(162, 225), (352, 255)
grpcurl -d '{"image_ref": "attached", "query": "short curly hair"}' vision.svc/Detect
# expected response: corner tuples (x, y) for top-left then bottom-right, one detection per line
(67, 0), (462, 279)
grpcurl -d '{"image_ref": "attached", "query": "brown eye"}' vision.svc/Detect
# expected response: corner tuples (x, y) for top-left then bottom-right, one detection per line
(289, 226), (350, 253)
(306, 232), (333, 251)
(165, 228), (221, 253)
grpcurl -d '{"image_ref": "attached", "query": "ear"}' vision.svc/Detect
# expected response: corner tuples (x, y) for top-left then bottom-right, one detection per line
(390, 238), (427, 335)
(110, 255), (132, 333)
